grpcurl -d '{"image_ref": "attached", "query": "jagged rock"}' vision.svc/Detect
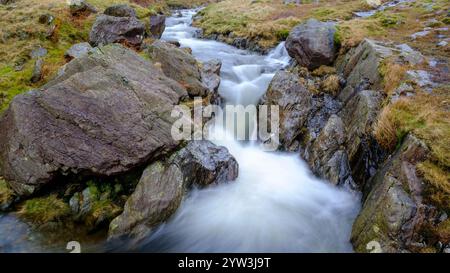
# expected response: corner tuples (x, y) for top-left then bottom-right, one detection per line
(336, 39), (393, 101)
(147, 14), (166, 39)
(30, 58), (43, 83)
(104, 4), (137, 18)
(64, 42), (93, 60)
(89, 14), (145, 47)
(148, 40), (208, 97)
(351, 134), (437, 253)
(69, 0), (98, 16)
(200, 59), (222, 104)
(0, 44), (187, 197)
(285, 19), (337, 70)
(108, 140), (238, 241)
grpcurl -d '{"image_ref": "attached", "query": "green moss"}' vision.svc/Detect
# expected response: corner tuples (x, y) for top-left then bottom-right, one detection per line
(0, 178), (14, 209)
(442, 17), (450, 25)
(18, 194), (71, 225)
(275, 29), (290, 41)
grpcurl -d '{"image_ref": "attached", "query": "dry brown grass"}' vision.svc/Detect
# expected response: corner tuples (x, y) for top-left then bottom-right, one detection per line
(380, 60), (409, 95)
(321, 74), (340, 96)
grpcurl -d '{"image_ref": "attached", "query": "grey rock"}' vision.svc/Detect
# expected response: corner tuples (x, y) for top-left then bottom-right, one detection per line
(69, 0), (98, 16)
(285, 19), (337, 70)
(30, 58), (43, 83)
(200, 59), (222, 104)
(89, 14), (145, 47)
(0, 44), (187, 196)
(108, 140), (238, 241)
(406, 70), (434, 88)
(30, 47), (47, 59)
(104, 4), (137, 18)
(64, 42), (93, 60)
(147, 14), (166, 39)
(148, 40), (208, 97)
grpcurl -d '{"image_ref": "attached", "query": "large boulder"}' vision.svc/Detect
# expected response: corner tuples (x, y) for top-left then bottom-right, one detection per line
(200, 59), (222, 104)
(351, 134), (439, 252)
(104, 4), (137, 18)
(108, 140), (238, 241)
(285, 19), (337, 70)
(0, 44), (188, 196)
(89, 14), (145, 47)
(147, 14), (166, 39)
(148, 40), (208, 97)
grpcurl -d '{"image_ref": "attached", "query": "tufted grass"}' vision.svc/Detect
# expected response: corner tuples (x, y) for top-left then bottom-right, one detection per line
(18, 194), (71, 225)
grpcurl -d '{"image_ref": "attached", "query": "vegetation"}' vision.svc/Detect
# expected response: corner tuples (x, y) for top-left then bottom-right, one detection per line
(0, 177), (14, 208)
(18, 194), (71, 225)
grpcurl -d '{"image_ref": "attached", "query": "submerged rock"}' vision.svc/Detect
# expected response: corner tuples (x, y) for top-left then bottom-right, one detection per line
(148, 40), (208, 97)
(285, 19), (337, 70)
(108, 140), (238, 242)
(89, 14), (145, 47)
(0, 44), (187, 196)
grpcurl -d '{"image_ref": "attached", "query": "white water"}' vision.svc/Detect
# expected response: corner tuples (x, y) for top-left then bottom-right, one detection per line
(139, 10), (361, 252)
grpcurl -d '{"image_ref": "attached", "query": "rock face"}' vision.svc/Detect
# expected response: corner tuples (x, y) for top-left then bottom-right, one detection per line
(64, 42), (93, 60)
(108, 140), (238, 241)
(285, 19), (337, 70)
(104, 4), (137, 18)
(0, 44), (188, 196)
(89, 14), (145, 47)
(147, 14), (166, 39)
(351, 135), (440, 253)
(200, 59), (222, 104)
(148, 40), (208, 97)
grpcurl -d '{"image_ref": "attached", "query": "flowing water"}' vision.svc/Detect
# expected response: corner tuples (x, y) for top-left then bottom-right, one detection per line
(137, 9), (361, 253)
(0, 9), (361, 253)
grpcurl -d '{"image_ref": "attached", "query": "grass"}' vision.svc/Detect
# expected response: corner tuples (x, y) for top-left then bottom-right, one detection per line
(0, 177), (14, 208)
(18, 194), (71, 225)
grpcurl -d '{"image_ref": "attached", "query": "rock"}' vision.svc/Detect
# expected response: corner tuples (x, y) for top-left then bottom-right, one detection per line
(406, 70), (434, 88)
(108, 140), (238, 241)
(395, 44), (424, 65)
(104, 4), (137, 18)
(336, 39), (393, 95)
(148, 40), (208, 97)
(0, 44), (187, 197)
(437, 40), (448, 47)
(166, 40), (181, 47)
(147, 14), (166, 39)
(200, 59), (222, 104)
(351, 134), (437, 252)
(89, 14), (145, 48)
(391, 83), (415, 102)
(69, 0), (98, 16)
(38, 14), (54, 25)
(410, 30), (431, 39)
(64, 42), (93, 60)
(30, 58), (43, 83)
(285, 19), (337, 70)
(30, 47), (47, 59)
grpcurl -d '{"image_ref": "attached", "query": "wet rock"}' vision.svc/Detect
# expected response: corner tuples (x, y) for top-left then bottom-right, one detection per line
(147, 14), (166, 39)
(108, 140), (238, 241)
(64, 42), (93, 60)
(89, 14), (145, 47)
(200, 59), (222, 104)
(104, 4), (137, 18)
(69, 0), (98, 17)
(0, 44), (187, 197)
(30, 58), (43, 83)
(351, 134), (438, 253)
(285, 19), (337, 70)
(148, 40), (208, 97)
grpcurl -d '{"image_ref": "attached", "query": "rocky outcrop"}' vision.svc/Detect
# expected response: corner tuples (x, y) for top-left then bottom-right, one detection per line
(148, 40), (209, 97)
(108, 140), (238, 241)
(89, 14), (145, 47)
(351, 134), (442, 253)
(200, 59), (222, 104)
(0, 44), (188, 197)
(147, 14), (166, 39)
(285, 19), (337, 70)
(104, 4), (137, 18)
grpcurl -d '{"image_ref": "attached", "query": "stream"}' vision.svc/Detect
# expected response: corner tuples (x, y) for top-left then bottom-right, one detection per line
(0, 9), (361, 253)
(136, 9), (361, 253)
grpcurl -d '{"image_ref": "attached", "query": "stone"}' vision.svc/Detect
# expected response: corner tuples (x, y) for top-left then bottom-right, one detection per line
(30, 58), (43, 83)
(0, 44), (187, 196)
(285, 19), (337, 70)
(104, 4), (137, 18)
(406, 70), (434, 88)
(108, 140), (238, 241)
(38, 14), (54, 25)
(69, 0), (98, 16)
(64, 42), (93, 60)
(148, 40), (208, 97)
(30, 47), (47, 59)
(200, 59), (222, 104)
(89, 14), (145, 47)
(147, 14), (166, 39)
